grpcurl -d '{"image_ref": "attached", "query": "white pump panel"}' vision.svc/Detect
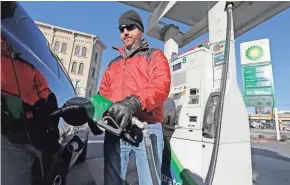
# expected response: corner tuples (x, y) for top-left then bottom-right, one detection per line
(162, 48), (214, 183)
(168, 48), (214, 132)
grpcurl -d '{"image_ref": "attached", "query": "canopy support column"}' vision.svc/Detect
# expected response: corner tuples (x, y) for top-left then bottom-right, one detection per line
(162, 24), (179, 60)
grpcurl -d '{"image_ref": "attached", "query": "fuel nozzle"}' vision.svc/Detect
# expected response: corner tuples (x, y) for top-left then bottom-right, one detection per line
(49, 97), (95, 127)
(49, 94), (114, 130)
(50, 94), (135, 136)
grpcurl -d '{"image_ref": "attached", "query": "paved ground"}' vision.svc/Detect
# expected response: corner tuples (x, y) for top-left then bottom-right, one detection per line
(66, 132), (290, 185)
(251, 141), (290, 185)
(66, 133), (138, 185)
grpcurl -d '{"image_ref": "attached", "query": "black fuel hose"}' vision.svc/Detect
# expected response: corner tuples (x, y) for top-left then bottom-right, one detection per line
(203, 2), (234, 185)
(131, 117), (159, 185)
(144, 133), (159, 185)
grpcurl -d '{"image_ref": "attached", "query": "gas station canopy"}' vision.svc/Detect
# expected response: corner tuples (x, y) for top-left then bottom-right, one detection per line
(121, 1), (290, 48)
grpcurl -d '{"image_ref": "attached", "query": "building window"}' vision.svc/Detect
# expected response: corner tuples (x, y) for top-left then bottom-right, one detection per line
(75, 80), (80, 87)
(54, 41), (60, 52)
(75, 80), (81, 95)
(71, 62), (77, 73)
(78, 63), (84, 74)
(92, 67), (95, 78)
(81, 47), (87, 56)
(94, 52), (98, 61)
(89, 84), (93, 95)
(61, 43), (67, 53)
(74, 46), (80, 56)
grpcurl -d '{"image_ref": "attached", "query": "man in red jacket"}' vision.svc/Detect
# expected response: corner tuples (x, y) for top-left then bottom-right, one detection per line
(98, 10), (171, 185)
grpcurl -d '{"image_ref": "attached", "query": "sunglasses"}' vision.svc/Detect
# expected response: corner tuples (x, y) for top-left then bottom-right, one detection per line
(119, 24), (137, 33)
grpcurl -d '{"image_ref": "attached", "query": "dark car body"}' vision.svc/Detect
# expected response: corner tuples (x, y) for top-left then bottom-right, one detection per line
(1, 2), (89, 185)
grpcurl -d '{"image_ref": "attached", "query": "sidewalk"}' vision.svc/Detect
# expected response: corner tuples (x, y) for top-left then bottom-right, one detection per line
(251, 128), (290, 143)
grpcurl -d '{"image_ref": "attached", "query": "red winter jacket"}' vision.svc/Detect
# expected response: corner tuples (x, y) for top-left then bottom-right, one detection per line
(99, 40), (171, 123)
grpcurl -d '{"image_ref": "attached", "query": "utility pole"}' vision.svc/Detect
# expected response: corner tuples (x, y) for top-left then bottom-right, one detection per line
(273, 106), (281, 140)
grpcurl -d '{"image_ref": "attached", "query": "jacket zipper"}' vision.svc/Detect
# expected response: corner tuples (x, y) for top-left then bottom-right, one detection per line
(122, 58), (127, 70)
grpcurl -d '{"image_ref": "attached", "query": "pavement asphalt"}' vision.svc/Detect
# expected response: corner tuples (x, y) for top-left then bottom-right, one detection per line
(66, 132), (290, 185)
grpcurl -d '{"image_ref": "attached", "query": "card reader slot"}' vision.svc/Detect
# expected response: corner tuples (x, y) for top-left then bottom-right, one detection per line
(189, 116), (197, 122)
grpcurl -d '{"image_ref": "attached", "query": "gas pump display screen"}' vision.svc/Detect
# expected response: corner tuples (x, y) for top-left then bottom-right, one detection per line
(173, 63), (181, 71)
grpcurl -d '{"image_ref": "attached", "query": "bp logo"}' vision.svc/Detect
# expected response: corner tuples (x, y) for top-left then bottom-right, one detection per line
(245, 45), (264, 61)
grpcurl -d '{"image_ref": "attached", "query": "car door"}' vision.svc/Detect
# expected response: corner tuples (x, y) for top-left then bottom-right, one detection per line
(1, 2), (77, 184)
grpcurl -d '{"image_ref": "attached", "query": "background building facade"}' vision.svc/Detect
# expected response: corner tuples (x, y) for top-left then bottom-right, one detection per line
(35, 21), (106, 98)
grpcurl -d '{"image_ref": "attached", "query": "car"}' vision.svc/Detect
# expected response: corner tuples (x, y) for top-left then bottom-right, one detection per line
(250, 121), (264, 129)
(281, 122), (290, 131)
(1, 1), (90, 185)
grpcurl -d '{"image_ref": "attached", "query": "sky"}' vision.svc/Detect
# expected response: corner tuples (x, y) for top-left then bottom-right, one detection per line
(19, 1), (290, 112)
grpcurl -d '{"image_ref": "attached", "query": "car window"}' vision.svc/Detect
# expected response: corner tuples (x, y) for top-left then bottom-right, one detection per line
(1, 36), (20, 96)
(2, 2), (60, 78)
(16, 17), (59, 76)
(1, 36), (29, 143)
(2, 3), (60, 76)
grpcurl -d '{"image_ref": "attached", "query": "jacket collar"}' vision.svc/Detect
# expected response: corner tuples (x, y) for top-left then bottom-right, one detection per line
(113, 39), (149, 59)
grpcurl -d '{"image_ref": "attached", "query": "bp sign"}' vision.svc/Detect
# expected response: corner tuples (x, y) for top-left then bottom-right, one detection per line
(245, 96), (274, 107)
(245, 45), (264, 61)
(240, 39), (271, 65)
(240, 39), (276, 107)
(241, 64), (275, 107)
(242, 64), (274, 96)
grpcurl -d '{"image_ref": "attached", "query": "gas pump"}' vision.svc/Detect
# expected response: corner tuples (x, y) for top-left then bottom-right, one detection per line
(162, 39), (217, 185)
(161, 2), (252, 185)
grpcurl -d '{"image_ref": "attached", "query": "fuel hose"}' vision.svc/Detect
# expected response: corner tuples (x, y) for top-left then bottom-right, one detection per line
(131, 117), (159, 185)
(203, 2), (234, 185)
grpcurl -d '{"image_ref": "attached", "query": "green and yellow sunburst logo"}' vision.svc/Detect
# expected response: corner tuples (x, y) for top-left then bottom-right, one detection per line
(245, 45), (264, 61)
